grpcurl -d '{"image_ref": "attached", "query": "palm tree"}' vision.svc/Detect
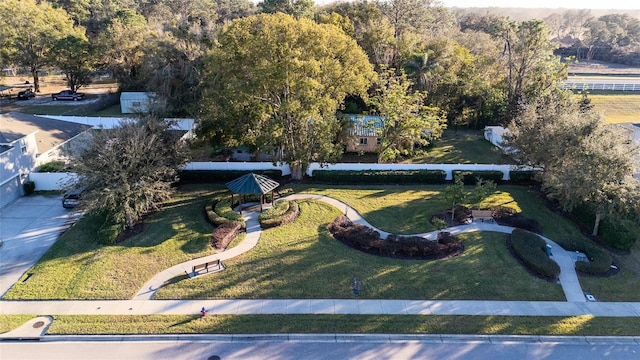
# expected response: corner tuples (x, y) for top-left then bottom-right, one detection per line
(403, 51), (439, 92)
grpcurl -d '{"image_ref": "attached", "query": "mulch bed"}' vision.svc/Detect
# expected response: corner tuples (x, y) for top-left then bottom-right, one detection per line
(327, 215), (464, 261)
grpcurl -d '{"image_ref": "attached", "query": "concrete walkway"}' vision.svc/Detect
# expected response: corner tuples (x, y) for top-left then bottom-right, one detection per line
(2, 299), (640, 317)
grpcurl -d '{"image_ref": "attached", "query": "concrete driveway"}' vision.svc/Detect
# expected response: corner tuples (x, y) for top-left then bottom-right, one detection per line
(0, 195), (81, 297)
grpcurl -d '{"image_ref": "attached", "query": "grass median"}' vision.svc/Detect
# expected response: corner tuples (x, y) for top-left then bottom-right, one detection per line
(4, 314), (635, 336)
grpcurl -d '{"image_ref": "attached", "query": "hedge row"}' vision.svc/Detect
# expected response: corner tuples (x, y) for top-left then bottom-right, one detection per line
(178, 170), (282, 184)
(510, 229), (560, 280)
(509, 170), (539, 184)
(259, 200), (300, 229)
(452, 170), (504, 185)
(312, 170), (447, 184)
(211, 221), (243, 250)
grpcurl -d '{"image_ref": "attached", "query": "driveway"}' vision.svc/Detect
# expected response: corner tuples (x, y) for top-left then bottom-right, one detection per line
(0, 195), (81, 297)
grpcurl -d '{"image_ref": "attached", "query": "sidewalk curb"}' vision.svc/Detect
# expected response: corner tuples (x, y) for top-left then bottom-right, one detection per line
(3, 334), (637, 345)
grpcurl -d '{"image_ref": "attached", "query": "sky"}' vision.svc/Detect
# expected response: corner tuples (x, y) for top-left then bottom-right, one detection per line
(439, 0), (640, 10)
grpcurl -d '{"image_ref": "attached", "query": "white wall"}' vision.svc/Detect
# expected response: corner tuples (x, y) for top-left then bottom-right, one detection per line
(28, 172), (78, 191)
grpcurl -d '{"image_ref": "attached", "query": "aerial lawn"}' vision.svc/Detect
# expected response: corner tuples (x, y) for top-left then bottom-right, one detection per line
(587, 93), (640, 124)
(155, 199), (563, 300)
(5, 183), (632, 302)
(408, 129), (516, 165)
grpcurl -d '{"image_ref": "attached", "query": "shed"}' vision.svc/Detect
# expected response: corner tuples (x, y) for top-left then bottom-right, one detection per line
(120, 92), (155, 114)
(226, 173), (280, 212)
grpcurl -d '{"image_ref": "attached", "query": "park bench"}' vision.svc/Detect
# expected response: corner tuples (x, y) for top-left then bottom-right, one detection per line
(190, 259), (224, 278)
(471, 210), (494, 223)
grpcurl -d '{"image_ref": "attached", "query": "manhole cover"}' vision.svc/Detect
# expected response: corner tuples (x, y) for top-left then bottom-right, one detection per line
(32, 321), (45, 329)
(207, 356), (221, 360)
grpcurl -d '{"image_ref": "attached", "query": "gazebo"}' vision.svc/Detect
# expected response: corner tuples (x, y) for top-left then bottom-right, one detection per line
(225, 173), (280, 212)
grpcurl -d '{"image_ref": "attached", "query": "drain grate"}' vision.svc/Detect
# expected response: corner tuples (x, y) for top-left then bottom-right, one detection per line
(32, 321), (45, 329)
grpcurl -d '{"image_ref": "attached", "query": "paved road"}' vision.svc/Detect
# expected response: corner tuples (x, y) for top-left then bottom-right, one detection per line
(2, 337), (640, 360)
(0, 195), (81, 297)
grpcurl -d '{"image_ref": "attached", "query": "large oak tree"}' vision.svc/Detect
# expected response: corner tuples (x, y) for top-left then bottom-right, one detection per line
(198, 13), (375, 180)
(0, 0), (84, 92)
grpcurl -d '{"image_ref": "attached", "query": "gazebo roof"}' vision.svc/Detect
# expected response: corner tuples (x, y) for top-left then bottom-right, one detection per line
(226, 173), (280, 195)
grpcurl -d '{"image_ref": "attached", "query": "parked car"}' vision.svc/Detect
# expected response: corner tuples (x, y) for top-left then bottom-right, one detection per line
(62, 188), (83, 209)
(52, 90), (85, 101)
(17, 89), (35, 100)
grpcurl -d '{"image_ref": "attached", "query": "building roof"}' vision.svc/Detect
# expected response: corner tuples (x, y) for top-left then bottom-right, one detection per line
(348, 115), (383, 137)
(120, 92), (155, 101)
(226, 173), (280, 195)
(0, 112), (91, 154)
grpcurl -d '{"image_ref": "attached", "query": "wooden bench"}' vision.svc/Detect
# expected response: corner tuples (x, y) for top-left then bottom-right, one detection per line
(471, 210), (494, 223)
(191, 259), (223, 276)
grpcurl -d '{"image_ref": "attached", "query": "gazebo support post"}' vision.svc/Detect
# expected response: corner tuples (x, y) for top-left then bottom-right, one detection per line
(260, 194), (264, 212)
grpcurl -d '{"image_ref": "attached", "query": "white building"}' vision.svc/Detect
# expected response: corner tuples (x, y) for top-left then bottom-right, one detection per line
(120, 92), (156, 114)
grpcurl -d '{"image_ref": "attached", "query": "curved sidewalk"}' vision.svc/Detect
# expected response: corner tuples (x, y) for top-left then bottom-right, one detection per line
(133, 211), (262, 300)
(133, 194), (585, 303)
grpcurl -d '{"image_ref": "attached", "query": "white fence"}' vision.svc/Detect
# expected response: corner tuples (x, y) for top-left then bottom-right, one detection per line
(30, 162), (531, 190)
(28, 172), (78, 191)
(37, 115), (195, 131)
(560, 82), (640, 91)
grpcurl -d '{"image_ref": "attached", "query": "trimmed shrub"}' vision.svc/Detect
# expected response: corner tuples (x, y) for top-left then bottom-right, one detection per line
(452, 170), (503, 185)
(496, 215), (543, 234)
(509, 170), (539, 184)
(177, 170), (282, 184)
(599, 218), (637, 251)
(312, 170), (446, 184)
(211, 221), (244, 250)
(574, 244), (612, 275)
(510, 229), (560, 279)
(22, 181), (35, 195)
(214, 198), (244, 224)
(259, 201), (300, 229)
(204, 202), (229, 226)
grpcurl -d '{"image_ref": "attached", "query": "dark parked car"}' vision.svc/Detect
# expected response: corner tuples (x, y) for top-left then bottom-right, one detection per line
(52, 90), (85, 101)
(62, 188), (83, 209)
(17, 89), (35, 100)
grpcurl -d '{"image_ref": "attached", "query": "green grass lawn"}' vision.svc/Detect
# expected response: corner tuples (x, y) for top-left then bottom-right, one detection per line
(155, 199), (563, 300)
(407, 129), (516, 164)
(28, 314), (640, 336)
(3, 184), (224, 300)
(5, 183), (634, 302)
(586, 93), (640, 124)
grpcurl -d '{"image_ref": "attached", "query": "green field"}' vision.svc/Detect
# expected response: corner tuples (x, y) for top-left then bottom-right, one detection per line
(587, 93), (640, 124)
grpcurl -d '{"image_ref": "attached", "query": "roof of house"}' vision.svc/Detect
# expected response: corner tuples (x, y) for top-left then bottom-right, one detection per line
(226, 173), (280, 195)
(120, 92), (155, 101)
(348, 115), (383, 137)
(0, 112), (91, 154)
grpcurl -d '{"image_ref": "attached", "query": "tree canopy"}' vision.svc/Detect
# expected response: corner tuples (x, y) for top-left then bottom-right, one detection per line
(0, 0), (84, 92)
(73, 117), (189, 238)
(198, 13), (375, 179)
